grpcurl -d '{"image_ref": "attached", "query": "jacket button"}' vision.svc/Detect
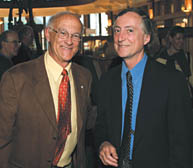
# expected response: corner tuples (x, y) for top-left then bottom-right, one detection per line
(53, 136), (57, 140)
(48, 160), (51, 163)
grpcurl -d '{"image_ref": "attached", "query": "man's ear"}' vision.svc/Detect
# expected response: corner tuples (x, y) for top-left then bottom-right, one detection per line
(144, 34), (151, 45)
(44, 28), (50, 42)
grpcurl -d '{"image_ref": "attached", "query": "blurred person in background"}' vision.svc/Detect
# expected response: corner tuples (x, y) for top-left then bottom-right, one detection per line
(155, 26), (193, 105)
(12, 25), (34, 64)
(0, 30), (20, 79)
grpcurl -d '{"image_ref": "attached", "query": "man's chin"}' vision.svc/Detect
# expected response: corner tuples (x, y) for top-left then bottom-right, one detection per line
(118, 54), (130, 59)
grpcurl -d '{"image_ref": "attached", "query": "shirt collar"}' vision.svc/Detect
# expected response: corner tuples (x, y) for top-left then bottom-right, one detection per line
(121, 53), (147, 80)
(45, 51), (72, 82)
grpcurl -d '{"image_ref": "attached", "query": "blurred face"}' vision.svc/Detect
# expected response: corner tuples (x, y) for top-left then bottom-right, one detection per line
(3, 32), (20, 58)
(45, 14), (82, 68)
(23, 30), (34, 47)
(113, 12), (150, 62)
(170, 33), (184, 51)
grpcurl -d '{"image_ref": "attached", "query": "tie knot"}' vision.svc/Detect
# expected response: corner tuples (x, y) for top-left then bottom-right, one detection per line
(62, 69), (68, 76)
(127, 71), (132, 81)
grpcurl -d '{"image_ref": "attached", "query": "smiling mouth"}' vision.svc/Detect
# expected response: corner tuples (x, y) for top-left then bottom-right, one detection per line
(61, 46), (73, 50)
(118, 44), (130, 47)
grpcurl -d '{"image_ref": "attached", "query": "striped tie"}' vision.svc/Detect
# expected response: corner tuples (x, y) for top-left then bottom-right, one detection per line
(119, 71), (133, 168)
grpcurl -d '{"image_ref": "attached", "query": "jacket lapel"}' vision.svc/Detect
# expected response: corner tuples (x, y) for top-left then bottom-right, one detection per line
(110, 65), (123, 147)
(32, 56), (57, 131)
(134, 58), (155, 148)
(71, 63), (84, 141)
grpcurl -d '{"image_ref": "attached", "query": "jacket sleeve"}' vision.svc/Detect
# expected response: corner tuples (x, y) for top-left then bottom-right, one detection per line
(168, 71), (193, 168)
(0, 71), (18, 167)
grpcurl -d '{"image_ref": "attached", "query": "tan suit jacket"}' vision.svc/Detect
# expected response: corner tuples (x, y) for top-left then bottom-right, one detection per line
(0, 55), (96, 168)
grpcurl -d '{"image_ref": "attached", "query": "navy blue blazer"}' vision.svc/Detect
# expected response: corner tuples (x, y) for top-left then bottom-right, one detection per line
(95, 56), (193, 168)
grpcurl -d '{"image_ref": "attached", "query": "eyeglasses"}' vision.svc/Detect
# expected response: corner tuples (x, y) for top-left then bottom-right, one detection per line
(49, 27), (81, 42)
(4, 40), (21, 45)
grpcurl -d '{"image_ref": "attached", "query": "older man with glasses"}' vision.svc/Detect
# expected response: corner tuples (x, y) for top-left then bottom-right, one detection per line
(0, 11), (96, 168)
(0, 30), (21, 79)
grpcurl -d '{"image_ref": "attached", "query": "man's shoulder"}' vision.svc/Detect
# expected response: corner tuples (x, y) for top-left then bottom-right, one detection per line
(148, 57), (187, 82)
(148, 57), (167, 70)
(72, 62), (92, 76)
(100, 64), (122, 82)
(3, 55), (44, 82)
(9, 55), (43, 72)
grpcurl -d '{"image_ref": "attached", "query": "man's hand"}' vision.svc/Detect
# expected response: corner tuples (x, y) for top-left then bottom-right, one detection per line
(99, 141), (118, 167)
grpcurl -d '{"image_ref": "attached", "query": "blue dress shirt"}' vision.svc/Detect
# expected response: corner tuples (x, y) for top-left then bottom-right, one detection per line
(121, 54), (147, 159)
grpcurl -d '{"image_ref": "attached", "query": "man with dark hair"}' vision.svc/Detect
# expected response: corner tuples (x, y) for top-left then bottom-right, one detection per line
(95, 8), (192, 168)
(0, 30), (20, 79)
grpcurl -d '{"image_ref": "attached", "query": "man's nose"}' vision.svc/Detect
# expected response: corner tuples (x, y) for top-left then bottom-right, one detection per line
(65, 35), (73, 45)
(118, 31), (126, 42)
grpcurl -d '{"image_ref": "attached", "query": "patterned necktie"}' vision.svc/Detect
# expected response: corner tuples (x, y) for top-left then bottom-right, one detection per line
(119, 71), (133, 168)
(53, 69), (71, 166)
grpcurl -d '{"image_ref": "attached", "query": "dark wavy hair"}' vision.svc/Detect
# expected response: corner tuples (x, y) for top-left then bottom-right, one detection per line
(169, 26), (184, 38)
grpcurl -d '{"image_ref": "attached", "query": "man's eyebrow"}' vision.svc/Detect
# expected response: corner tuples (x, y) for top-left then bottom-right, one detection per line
(113, 25), (120, 28)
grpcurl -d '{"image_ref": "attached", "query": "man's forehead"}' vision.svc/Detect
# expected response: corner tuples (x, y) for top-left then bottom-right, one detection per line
(114, 21), (141, 30)
(118, 11), (141, 19)
(53, 15), (81, 28)
(115, 12), (142, 25)
(55, 14), (79, 23)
